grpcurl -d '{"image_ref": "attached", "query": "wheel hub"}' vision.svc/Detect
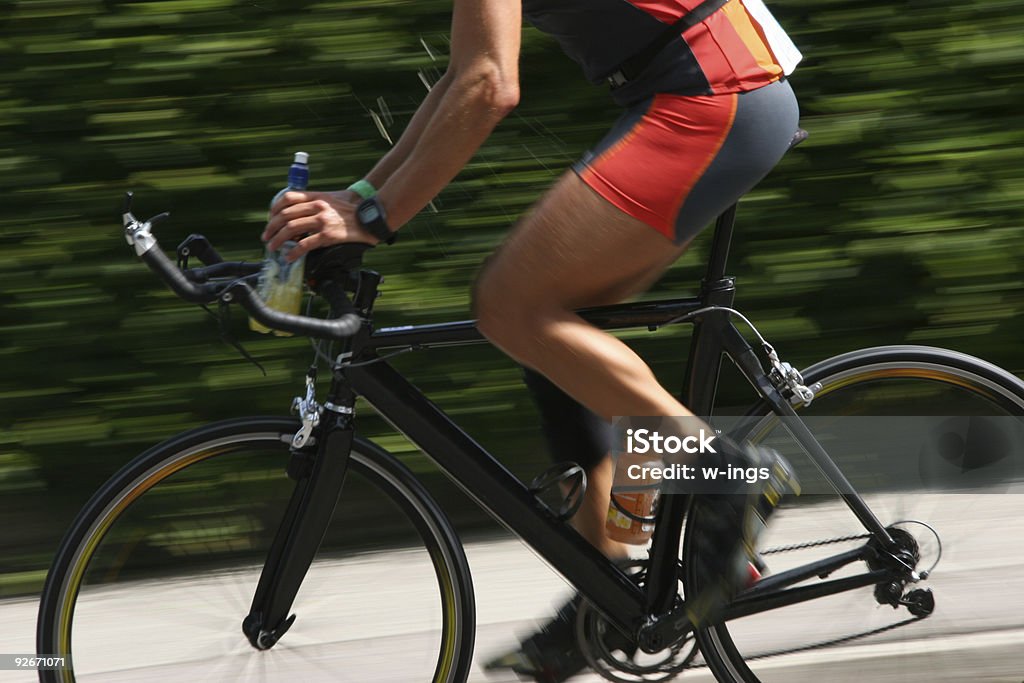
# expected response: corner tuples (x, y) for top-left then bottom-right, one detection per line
(242, 613), (296, 651)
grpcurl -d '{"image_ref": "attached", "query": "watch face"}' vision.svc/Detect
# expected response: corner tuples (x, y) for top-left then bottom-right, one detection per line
(360, 205), (380, 223)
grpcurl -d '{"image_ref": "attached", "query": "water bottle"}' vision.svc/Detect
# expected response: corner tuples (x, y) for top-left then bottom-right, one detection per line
(606, 453), (660, 545)
(250, 152), (310, 335)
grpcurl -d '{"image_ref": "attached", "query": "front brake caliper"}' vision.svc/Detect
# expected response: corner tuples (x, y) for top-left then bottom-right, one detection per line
(291, 369), (322, 450)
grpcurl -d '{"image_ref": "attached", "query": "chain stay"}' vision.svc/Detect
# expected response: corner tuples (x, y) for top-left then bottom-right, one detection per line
(738, 614), (925, 667)
(678, 531), (928, 673)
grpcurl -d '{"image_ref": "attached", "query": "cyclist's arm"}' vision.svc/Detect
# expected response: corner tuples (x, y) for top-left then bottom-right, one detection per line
(263, 0), (520, 254)
(369, 0), (521, 230)
(359, 71), (455, 195)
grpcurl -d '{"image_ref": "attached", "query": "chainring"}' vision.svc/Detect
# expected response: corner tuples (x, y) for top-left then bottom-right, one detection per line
(575, 560), (699, 683)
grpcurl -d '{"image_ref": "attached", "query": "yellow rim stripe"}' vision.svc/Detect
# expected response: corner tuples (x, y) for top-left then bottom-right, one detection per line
(58, 443), (464, 683)
(815, 367), (1000, 403)
(749, 365), (1000, 444)
(430, 544), (458, 682)
(57, 446), (233, 678)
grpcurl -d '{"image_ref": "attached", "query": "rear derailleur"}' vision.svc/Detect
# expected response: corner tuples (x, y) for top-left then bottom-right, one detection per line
(867, 527), (935, 618)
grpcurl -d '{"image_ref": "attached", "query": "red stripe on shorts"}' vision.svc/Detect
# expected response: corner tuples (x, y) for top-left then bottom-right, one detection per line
(577, 93), (738, 241)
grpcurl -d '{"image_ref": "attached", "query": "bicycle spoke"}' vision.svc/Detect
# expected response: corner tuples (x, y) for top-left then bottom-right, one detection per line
(687, 353), (1024, 683)
(39, 423), (474, 683)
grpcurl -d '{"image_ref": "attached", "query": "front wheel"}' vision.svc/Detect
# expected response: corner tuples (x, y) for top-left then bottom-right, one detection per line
(36, 417), (476, 682)
(685, 345), (1024, 683)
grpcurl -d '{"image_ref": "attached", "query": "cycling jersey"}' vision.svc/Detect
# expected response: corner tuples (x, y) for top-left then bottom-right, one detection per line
(522, 0), (801, 106)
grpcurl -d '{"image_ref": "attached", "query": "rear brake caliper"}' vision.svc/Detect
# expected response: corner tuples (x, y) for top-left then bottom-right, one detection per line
(764, 343), (819, 406)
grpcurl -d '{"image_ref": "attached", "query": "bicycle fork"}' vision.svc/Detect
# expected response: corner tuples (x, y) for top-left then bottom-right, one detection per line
(242, 371), (357, 650)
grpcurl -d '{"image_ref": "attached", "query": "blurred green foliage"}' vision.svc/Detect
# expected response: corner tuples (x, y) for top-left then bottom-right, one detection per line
(1, 0), (1022, 595)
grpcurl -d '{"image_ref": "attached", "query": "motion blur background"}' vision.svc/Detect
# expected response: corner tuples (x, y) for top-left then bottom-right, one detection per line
(1, 0), (1022, 598)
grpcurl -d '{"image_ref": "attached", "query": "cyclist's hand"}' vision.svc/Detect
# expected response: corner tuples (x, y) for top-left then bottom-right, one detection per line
(263, 190), (379, 261)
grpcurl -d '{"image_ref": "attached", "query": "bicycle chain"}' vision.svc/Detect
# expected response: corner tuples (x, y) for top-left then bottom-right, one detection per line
(761, 532), (871, 555)
(587, 532), (929, 680)
(682, 531), (927, 671)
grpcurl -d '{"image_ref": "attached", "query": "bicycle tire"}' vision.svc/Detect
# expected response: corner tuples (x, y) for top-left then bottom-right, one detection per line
(684, 345), (1024, 683)
(36, 416), (476, 683)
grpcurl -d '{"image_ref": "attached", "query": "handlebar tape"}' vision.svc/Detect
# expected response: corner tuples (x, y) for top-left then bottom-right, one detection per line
(141, 246), (214, 304)
(140, 243), (362, 340)
(231, 284), (361, 340)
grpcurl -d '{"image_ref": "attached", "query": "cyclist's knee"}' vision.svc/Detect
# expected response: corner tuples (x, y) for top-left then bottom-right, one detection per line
(473, 261), (535, 347)
(475, 286), (529, 349)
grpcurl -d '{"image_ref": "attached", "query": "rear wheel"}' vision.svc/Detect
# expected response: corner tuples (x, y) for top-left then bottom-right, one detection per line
(686, 346), (1024, 683)
(37, 417), (475, 682)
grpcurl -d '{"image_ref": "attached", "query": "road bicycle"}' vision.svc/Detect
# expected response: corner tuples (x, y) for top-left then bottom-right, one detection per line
(37, 130), (1024, 682)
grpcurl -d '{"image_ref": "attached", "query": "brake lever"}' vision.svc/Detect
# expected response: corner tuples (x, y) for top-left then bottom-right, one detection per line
(123, 192), (171, 255)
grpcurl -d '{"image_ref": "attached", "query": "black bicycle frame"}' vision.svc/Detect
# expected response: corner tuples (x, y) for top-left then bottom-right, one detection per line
(245, 203), (905, 651)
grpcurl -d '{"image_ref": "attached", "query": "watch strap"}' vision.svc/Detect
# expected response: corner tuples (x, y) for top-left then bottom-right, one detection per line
(346, 178), (377, 200)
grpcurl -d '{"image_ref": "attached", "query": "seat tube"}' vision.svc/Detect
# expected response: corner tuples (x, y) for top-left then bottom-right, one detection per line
(645, 276), (735, 614)
(645, 204), (738, 614)
(683, 286), (735, 413)
(686, 200), (738, 413)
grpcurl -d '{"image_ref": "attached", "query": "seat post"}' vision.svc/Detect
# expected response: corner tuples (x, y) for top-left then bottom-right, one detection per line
(701, 127), (806, 287)
(703, 202), (737, 285)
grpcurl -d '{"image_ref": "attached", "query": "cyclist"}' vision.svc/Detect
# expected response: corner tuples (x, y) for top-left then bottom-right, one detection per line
(263, 0), (802, 679)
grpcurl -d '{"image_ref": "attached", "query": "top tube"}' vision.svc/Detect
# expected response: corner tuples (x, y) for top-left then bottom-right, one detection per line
(367, 295), (707, 352)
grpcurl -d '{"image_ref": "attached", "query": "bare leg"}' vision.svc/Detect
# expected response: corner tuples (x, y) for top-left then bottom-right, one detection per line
(561, 457), (623, 557)
(474, 172), (695, 555)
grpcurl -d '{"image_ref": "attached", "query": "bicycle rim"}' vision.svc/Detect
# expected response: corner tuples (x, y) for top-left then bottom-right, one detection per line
(37, 418), (474, 683)
(687, 351), (1024, 683)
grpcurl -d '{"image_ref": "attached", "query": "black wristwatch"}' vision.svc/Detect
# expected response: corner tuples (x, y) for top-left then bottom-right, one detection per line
(356, 196), (396, 245)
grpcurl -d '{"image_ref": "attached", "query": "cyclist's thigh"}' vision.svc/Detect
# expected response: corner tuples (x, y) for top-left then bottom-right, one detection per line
(477, 80), (798, 310)
(476, 170), (686, 313)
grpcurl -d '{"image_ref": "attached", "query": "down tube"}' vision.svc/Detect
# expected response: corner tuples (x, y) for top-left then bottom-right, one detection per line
(345, 360), (646, 630)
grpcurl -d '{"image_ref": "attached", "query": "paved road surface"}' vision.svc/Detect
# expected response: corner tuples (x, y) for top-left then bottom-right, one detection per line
(3, 493), (1022, 682)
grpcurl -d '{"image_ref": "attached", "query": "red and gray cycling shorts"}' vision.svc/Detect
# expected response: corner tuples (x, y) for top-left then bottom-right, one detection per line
(574, 77), (799, 244)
